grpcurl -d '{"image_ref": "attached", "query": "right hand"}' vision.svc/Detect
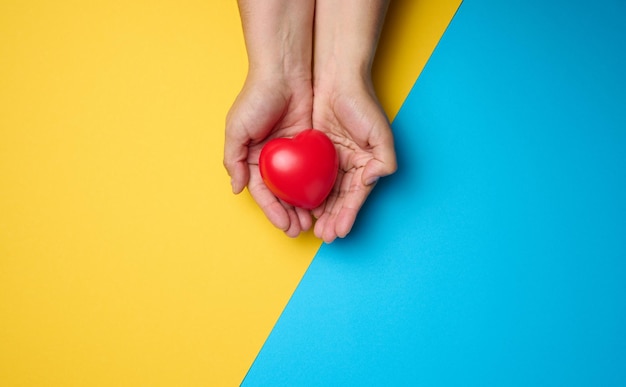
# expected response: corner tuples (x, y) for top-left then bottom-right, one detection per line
(224, 73), (314, 237)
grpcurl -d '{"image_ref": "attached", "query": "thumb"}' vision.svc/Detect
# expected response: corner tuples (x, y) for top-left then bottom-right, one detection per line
(223, 127), (251, 194)
(361, 158), (396, 186)
(361, 130), (397, 186)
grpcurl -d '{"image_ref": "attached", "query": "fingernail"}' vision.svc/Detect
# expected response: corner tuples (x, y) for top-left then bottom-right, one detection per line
(230, 179), (237, 193)
(365, 176), (379, 186)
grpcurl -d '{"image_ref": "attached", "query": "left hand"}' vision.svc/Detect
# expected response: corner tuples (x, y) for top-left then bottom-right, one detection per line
(311, 77), (397, 243)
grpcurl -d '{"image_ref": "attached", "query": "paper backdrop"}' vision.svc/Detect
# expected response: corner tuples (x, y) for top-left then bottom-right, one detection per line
(0, 1), (461, 385)
(243, 0), (626, 385)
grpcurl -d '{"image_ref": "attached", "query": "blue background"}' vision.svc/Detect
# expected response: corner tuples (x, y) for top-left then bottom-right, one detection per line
(244, 0), (626, 385)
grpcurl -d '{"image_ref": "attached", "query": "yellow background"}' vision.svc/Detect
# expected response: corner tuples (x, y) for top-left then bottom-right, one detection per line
(0, 1), (460, 385)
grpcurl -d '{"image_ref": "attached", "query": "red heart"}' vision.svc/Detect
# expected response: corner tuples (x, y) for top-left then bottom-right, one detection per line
(259, 129), (339, 210)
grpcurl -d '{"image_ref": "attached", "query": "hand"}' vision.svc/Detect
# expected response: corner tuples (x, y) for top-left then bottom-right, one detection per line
(228, 0), (391, 240)
(224, 73), (314, 237)
(311, 77), (397, 243)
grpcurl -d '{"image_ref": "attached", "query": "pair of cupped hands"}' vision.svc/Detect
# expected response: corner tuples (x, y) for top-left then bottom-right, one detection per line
(224, 70), (396, 243)
(223, 1), (396, 243)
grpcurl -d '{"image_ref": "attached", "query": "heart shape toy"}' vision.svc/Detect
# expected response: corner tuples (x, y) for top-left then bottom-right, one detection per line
(259, 129), (338, 209)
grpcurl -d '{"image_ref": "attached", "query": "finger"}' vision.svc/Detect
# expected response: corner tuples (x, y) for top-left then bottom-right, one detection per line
(224, 121), (252, 194)
(361, 125), (397, 186)
(312, 202), (326, 219)
(278, 198), (304, 238)
(295, 206), (313, 232)
(313, 210), (328, 239)
(321, 170), (354, 243)
(284, 206), (302, 238)
(361, 157), (395, 186)
(247, 166), (290, 231)
(321, 171), (354, 243)
(314, 171), (343, 241)
(335, 174), (373, 239)
(330, 168), (374, 241)
(231, 161), (250, 194)
(361, 143), (397, 186)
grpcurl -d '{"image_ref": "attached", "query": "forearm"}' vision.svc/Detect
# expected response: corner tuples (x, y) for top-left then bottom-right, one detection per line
(313, 0), (389, 86)
(237, 0), (314, 82)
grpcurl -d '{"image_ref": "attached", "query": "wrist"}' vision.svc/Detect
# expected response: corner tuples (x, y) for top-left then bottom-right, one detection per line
(312, 0), (389, 91)
(313, 55), (372, 94)
(247, 59), (311, 88)
(313, 52), (375, 100)
(246, 26), (312, 84)
(238, 0), (314, 86)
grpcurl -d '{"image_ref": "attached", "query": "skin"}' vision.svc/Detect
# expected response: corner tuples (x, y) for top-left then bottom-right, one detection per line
(312, 0), (396, 243)
(225, 0), (315, 237)
(225, 0), (396, 242)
